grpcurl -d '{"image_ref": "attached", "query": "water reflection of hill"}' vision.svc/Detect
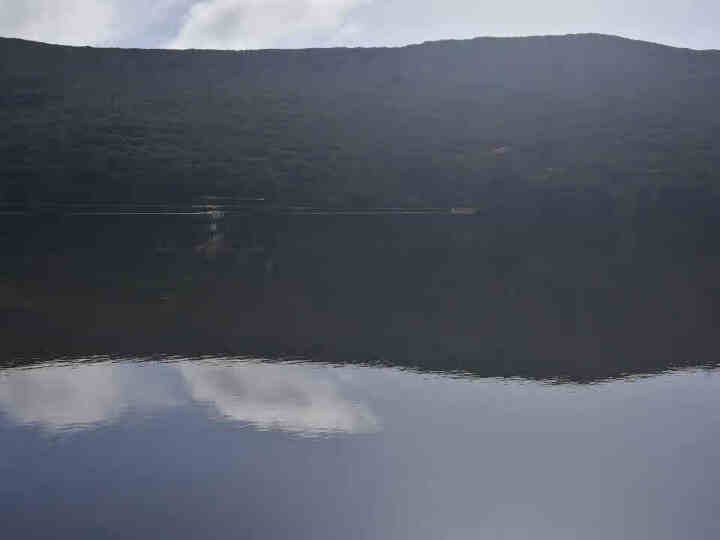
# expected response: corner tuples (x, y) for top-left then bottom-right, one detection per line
(1, 210), (718, 383)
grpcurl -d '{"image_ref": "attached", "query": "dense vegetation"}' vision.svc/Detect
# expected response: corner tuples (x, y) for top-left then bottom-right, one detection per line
(1, 33), (719, 208)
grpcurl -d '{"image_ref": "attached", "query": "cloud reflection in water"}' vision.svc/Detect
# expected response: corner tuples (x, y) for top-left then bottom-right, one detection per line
(0, 358), (380, 437)
(0, 363), (133, 431)
(179, 361), (380, 436)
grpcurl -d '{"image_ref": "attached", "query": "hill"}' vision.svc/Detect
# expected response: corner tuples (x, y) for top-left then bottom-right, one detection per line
(1, 34), (719, 208)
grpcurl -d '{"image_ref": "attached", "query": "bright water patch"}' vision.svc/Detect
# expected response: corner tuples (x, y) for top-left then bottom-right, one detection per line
(1, 357), (719, 539)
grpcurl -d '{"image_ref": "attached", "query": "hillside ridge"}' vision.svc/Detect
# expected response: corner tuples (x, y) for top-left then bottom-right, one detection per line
(1, 32), (717, 53)
(2, 33), (719, 208)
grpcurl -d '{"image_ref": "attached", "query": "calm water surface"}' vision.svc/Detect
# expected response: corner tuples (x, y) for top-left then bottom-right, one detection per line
(1, 208), (719, 538)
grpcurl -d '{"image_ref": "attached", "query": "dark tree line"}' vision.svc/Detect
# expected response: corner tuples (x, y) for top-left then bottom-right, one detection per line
(1, 33), (719, 210)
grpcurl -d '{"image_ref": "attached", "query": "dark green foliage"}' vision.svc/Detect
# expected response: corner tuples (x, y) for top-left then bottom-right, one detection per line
(1, 34), (719, 206)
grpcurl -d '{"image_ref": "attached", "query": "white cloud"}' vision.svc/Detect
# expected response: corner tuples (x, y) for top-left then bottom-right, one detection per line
(2, 0), (719, 51)
(0, 0), (115, 45)
(0, 0), (185, 46)
(168, 0), (370, 50)
(180, 361), (380, 435)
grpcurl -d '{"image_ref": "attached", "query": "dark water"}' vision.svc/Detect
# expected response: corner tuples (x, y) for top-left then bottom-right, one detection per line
(1, 207), (719, 538)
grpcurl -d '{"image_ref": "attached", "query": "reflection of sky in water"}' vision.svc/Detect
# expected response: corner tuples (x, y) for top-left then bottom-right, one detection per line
(180, 361), (379, 435)
(0, 362), (179, 430)
(1, 359), (719, 540)
(0, 358), (379, 436)
(0, 364), (126, 429)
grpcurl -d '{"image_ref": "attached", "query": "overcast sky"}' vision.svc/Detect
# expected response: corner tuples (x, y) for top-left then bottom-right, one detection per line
(1, 0), (718, 51)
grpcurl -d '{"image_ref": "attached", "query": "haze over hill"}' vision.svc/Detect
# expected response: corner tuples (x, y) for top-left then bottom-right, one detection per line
(1, 33), (719, 209)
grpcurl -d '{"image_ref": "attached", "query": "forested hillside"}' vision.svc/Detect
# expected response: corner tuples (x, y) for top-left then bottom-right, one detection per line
(1, 34), (719, 208)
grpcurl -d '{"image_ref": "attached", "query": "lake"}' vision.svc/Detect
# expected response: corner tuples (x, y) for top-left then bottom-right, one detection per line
(1, 207), (719, 538)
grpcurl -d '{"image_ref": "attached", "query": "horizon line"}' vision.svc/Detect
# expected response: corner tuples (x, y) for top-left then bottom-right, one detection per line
(2, 32), (718, 54)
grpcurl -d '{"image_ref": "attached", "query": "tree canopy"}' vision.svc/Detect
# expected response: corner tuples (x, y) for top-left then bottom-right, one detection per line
(2, 34), (719, 208)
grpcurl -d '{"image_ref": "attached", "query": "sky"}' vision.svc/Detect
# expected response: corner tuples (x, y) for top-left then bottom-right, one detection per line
(1, 0), (719, 51)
